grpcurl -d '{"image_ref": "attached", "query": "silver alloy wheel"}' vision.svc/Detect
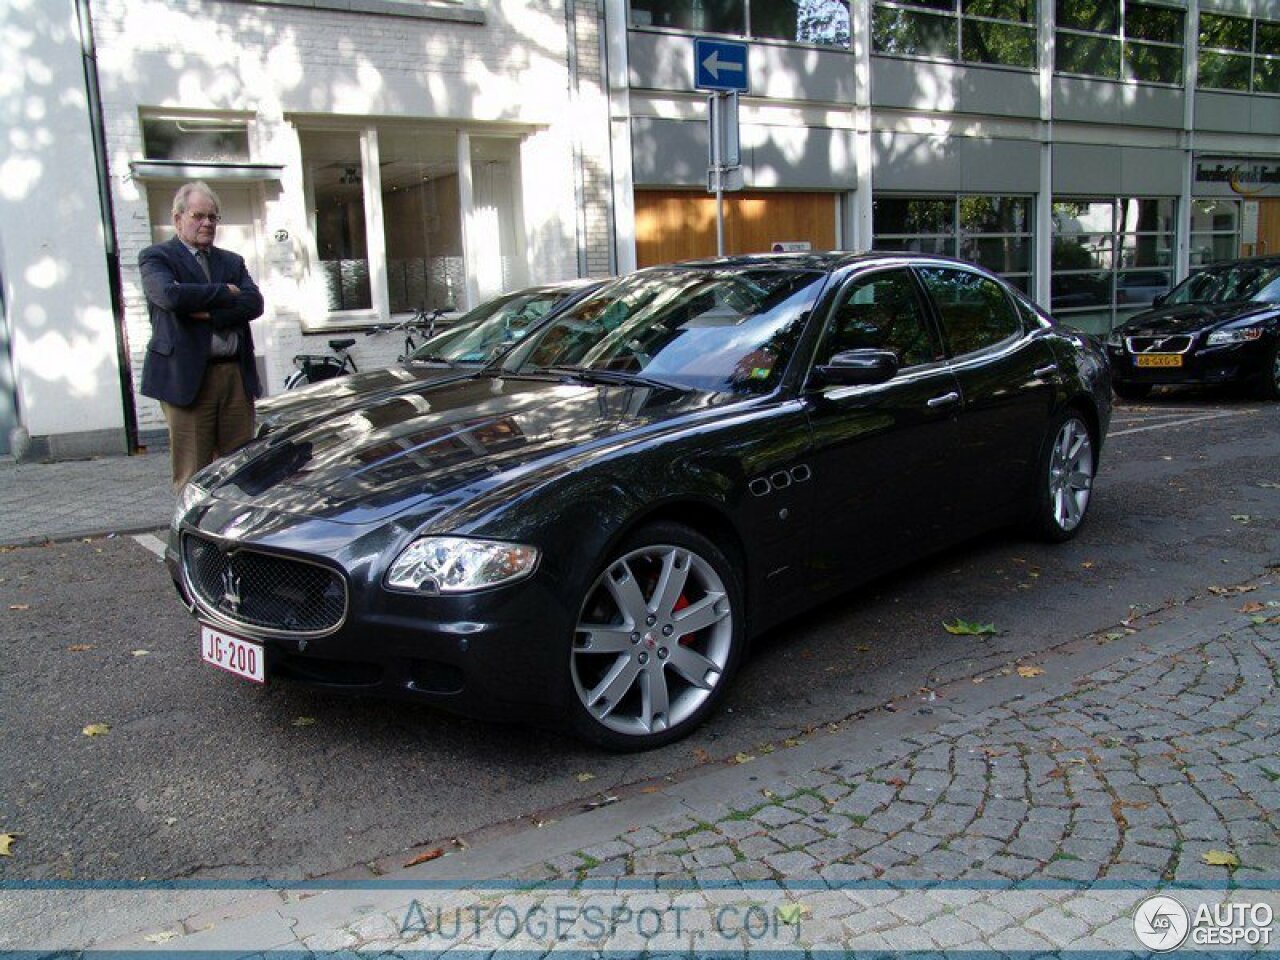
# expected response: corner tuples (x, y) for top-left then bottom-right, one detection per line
(1048, 416), (1095, 533)
(572, 543), (734, 738)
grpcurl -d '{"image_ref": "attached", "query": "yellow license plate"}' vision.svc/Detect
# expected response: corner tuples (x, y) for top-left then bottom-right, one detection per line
(1135, 354), (1182, 368)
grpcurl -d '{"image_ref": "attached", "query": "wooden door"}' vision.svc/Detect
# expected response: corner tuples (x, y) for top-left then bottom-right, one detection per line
(635, 190), (838, 267)
(1252, 198), (1280, 257)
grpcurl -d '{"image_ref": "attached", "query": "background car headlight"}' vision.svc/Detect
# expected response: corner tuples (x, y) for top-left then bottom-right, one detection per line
(171, 482), (209, 531)
(1105, 331), (1124, 348)
(1207, 327), (1263, 346)
(386, 536), (540, 594)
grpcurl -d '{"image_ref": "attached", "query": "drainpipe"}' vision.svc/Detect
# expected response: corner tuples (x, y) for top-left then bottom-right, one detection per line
(74, 0), (138, 453)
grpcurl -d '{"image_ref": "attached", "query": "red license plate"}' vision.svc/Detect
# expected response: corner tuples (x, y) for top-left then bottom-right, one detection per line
(200, 624), (265, 683)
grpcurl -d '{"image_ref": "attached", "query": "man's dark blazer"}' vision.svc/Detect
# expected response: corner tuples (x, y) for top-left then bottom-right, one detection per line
(139, 236), (265, 407)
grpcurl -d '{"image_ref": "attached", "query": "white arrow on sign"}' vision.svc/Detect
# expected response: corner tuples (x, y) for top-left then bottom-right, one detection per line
(701, 50), (745, 81)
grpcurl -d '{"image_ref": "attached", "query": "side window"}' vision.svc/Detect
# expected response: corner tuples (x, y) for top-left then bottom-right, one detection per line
(917, 267), (1022, 355)
(816, 269), (943, 369)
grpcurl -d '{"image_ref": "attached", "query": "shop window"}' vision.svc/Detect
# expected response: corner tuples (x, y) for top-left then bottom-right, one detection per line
(1055, 0), (1184, 84)
(1189, 199), (1242, 267)
(141, 116), (250, 163)
(873, 194), (1033, 292)
(872, 0), (1036, 68)
(1199, 13), (1280, 94)
(630, 0), (850, 48)
(298, 125), (520, 325)
(1050, 197), (1175, 335)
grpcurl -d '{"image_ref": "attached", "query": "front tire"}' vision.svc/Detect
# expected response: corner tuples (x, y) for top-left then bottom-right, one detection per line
(1029, 410), (1097, 542)
(1252, 342), (1280, 402)
(1112, 381), (1151, 402)
(567, 522), (744, 751)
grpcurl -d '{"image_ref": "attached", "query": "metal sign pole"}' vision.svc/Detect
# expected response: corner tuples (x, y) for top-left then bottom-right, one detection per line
(711, 93), (724, 257)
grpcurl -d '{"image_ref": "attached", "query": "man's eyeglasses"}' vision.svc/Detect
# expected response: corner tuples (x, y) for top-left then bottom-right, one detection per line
(188, 212), (221, 224)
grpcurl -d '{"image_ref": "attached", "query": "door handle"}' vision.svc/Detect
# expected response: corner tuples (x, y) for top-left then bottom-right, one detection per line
(927, 391), (961, 408)
(1034, 364), (1059, 378)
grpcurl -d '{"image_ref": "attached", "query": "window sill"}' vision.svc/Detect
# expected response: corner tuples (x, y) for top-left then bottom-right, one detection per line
(225, 0), (483, 24)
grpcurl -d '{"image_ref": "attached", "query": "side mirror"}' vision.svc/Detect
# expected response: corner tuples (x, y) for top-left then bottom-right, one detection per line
(814, 348), (900, 387)
(1152, 293), (1166, 308)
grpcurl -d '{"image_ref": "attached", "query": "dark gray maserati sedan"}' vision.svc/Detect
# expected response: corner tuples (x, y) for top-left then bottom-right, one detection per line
(169, 253), (1112, 750)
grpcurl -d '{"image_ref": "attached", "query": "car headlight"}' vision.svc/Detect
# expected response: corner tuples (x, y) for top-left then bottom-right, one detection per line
(1105, 330), (1124, 348)
(1206, 327), (1263, 346)
(386, 536), (540, 594)
(171, 481), (210, 531)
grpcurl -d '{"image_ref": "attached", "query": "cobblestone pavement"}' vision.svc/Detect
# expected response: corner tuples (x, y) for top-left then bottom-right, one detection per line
(9, 577), (1276, 955)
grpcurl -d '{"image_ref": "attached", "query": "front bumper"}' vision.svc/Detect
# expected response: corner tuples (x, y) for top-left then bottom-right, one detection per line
(1107, 338), (1271, 387)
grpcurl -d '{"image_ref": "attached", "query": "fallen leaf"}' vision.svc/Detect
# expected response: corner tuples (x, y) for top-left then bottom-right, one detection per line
(8, 604), (30, 611)
(291, 717), (316, 727)
(777, 904), (810, 926)
(943, 619), (998, 636)
(82, 723), (110, 737)
(733, 752), (756, 765)
(131, 649), (150, 657)
(1231, 515), (1253, 524)
(783, 738), (802, 748)
(1081, 561), (1096, 569)
(1210, 585), (1257, 596)
(0, 833), (19, 856)
(404, 848), (445, 868)
(143, 931), (181, 944)
(1202, 850), (1240, 868)
(640, 785), (660, 794)
(575, 772), (596, 783)
(583, 795), (618, 810)
(1016, 665), (1045, 678)
(692, 747), (711, 764)
(68, 644), (94, 652)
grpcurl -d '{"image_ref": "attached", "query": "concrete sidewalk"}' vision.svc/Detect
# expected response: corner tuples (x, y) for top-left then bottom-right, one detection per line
(4, 575), (1277, 954)
(0, 451), (172, 546)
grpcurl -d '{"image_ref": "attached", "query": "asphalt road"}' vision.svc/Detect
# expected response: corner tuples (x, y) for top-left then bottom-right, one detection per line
(2, 393), (1277, 883)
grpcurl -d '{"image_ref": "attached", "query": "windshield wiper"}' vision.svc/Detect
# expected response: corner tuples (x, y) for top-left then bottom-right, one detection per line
(540, 365), (683, 391)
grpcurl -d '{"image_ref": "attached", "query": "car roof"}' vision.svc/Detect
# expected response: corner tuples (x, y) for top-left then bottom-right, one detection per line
(647, 250), (997, 275)
(1194, 254), (1280, 271)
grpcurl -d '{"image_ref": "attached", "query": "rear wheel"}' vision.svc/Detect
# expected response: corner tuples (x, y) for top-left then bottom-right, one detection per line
(1112, 381), (1152, 402)
(1029, 410), (1096, 542)
(567, 522), (744, 751)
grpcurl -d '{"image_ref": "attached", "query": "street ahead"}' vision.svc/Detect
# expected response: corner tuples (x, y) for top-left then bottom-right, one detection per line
(1, 394), (1276, 882)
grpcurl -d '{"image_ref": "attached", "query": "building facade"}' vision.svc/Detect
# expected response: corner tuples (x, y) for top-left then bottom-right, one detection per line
(1, 0), (1278, 459)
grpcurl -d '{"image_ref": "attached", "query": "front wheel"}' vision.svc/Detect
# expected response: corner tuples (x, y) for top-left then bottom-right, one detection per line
(1112, 381), (1152, 402)
(567, 522), (744, 751)
(1252, 342), (1280, 402)
(1029, 410), (1097, 542)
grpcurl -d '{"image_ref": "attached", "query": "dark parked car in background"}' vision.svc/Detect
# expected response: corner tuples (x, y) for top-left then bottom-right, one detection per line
(254, 279), (601, 437)
(1107, 256), (1280, 401)
(171, 253), (1111, 750)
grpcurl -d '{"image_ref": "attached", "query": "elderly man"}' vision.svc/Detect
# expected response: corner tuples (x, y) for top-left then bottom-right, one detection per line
(140, 181), (264, 491)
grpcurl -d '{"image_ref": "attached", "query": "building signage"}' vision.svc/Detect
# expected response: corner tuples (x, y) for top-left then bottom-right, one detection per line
(694, 38), (750, 93)
(1194, 158), (1279, 197)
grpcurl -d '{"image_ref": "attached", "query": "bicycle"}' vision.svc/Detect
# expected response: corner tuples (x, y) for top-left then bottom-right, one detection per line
(282, 307), (450, 390)
(367, 306), (448, 361)
(283, 338), (358, 390)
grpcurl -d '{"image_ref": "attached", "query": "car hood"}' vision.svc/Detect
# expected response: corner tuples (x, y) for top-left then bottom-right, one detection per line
(256, 362), (475, 435)
(204, 374), (721, 525)
(1117, 301), (1276, 335)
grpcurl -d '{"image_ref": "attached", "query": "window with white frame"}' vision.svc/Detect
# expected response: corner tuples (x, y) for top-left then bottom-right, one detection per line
(298, 124), (523, 325)
(1050, 197), (1175, 335)
(871, 0), (1038, 69)
(1055, 0), (1185, 84)
(1198, 12), (1280, 94)
(873, 194), (1034, 292)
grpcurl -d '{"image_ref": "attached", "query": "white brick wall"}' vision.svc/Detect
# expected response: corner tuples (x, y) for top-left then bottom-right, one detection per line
(91, 0), (591, 430)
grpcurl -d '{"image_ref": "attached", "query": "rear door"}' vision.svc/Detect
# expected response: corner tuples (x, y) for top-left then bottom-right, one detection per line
(913, 265), (1061, 531)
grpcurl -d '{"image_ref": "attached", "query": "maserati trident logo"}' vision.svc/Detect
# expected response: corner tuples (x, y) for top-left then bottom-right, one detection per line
(220, 566), (244, 615)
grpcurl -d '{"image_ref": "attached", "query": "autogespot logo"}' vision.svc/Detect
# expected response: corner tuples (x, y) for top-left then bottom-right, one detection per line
(1134, 895), (1191, 951)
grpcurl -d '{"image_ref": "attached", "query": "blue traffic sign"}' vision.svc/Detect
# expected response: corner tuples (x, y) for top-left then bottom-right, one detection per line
(693, 38), (750, 93)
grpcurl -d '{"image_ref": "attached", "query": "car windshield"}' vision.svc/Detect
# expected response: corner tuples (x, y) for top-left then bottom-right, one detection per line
(499, 267), (827, 394)
(1165, 264), (1280, 305)
(408, 289), (576, 363)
